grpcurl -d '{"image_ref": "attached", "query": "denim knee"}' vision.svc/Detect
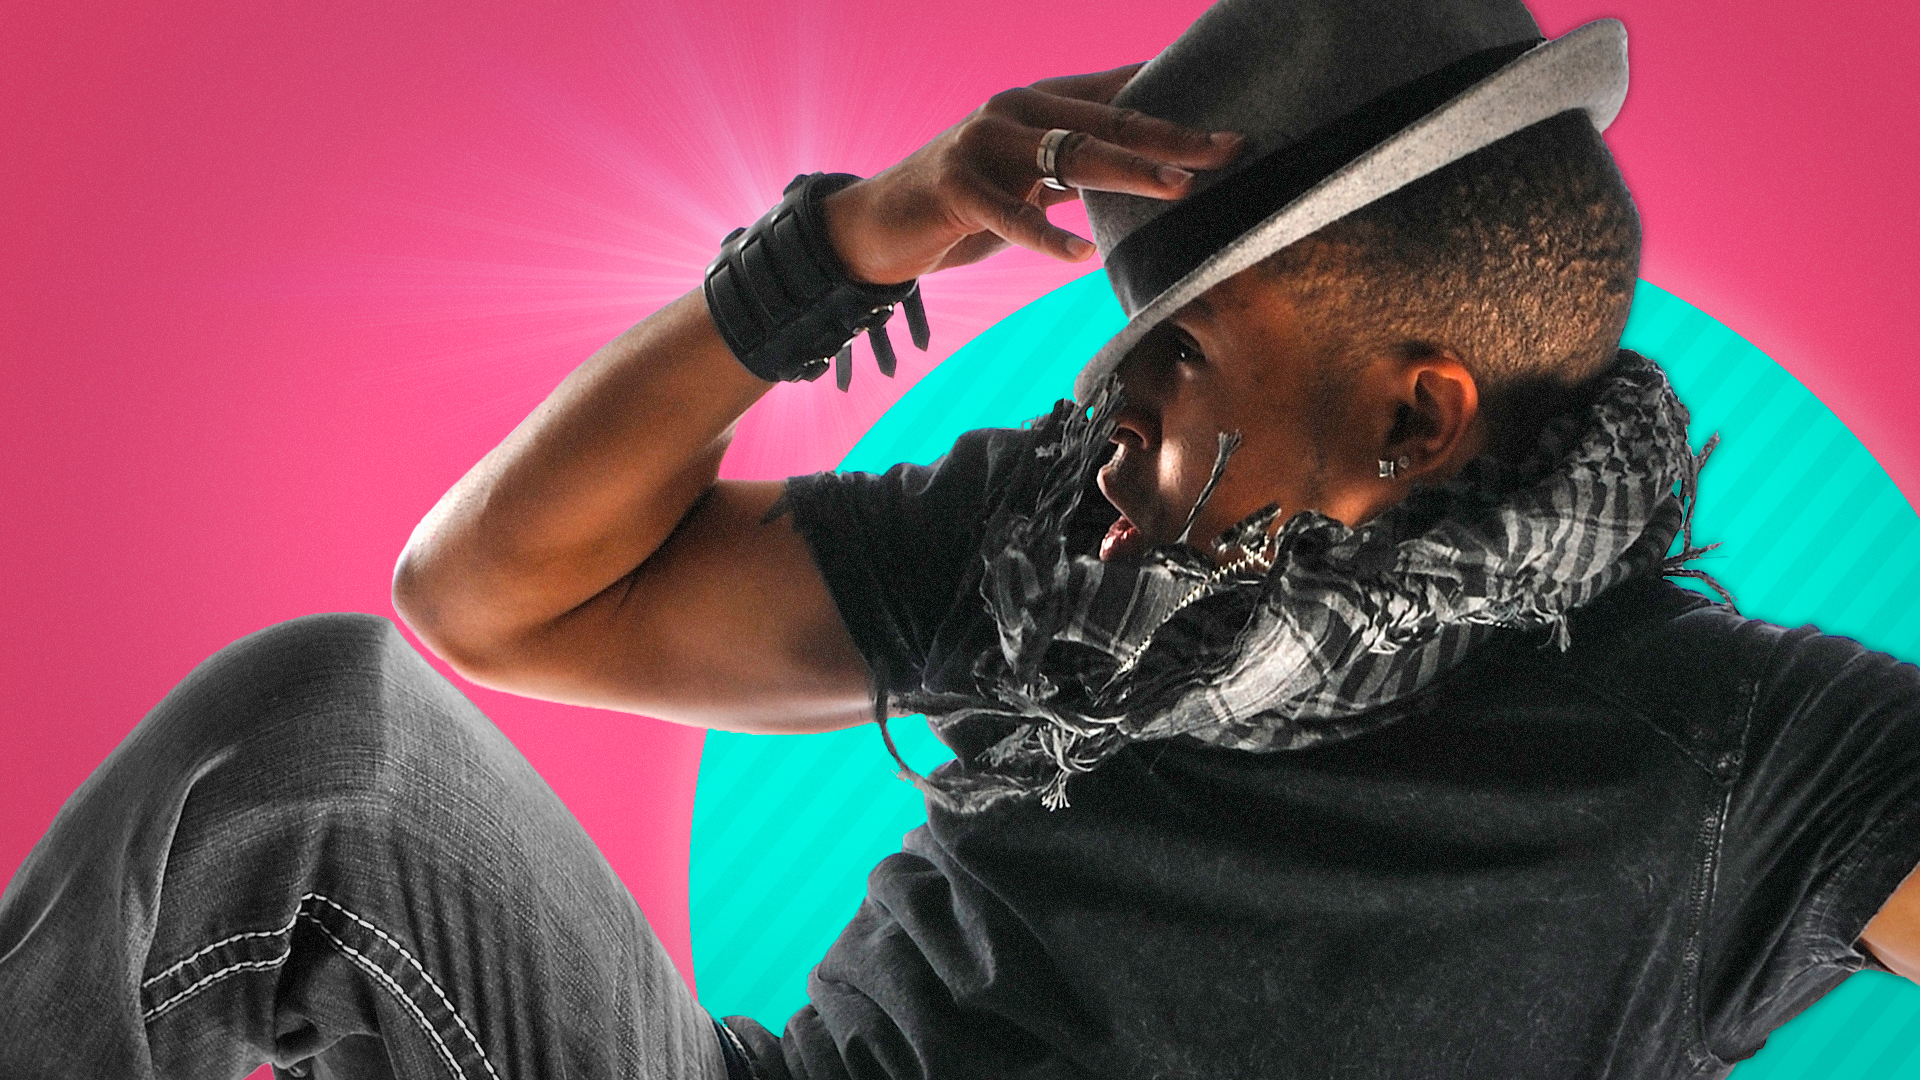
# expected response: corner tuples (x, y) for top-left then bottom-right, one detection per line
(135, 611), (546, 894)
(151, 613), (455, 758)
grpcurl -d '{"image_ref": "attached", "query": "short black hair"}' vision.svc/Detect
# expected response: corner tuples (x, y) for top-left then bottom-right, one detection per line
(1257, 109), (1640, 459)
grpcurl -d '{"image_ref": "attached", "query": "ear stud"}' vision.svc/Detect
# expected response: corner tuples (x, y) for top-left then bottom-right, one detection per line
(1377, 454), (1413, 479)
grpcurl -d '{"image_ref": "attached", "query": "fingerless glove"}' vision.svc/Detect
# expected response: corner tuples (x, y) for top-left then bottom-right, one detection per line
(704, 172), (930, 390)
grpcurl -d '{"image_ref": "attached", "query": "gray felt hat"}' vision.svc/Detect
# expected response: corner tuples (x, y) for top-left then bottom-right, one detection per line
(1073, 0), (1628, 401)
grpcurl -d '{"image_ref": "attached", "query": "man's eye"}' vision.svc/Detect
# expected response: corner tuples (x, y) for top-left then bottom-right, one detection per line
(1171, 335), (1204, 363)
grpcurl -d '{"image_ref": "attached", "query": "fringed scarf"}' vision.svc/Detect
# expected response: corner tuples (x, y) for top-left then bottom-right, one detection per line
(880, 349), (1725, 815)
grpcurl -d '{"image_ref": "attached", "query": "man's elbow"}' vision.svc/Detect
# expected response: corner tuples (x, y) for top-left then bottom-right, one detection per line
(390, 546), (502, 681)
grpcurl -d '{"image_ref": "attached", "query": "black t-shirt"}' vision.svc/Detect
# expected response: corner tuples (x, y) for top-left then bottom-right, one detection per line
(725, 422), (1920, 1080)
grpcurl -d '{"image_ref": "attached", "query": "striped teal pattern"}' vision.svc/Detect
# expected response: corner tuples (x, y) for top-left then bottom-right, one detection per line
(690, 276), (1920, 1076)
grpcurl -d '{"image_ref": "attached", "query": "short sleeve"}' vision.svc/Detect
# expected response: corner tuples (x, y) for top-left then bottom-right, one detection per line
(778, 423), (1048, 697)
(1702, 622), (1920, 1060)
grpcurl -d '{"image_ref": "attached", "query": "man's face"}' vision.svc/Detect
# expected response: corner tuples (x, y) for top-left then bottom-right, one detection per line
(1097, 269), (1372, 564)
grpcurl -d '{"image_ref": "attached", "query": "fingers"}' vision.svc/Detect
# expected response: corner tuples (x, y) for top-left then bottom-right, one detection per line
(821, 68), (1244, 280)
(964, 109), (1235, 206)
(950, 168), (1096, 263)
(1050, 130), (1206, 199)
(929, 85), (1249, 266)
(990, 85), (1243, 173)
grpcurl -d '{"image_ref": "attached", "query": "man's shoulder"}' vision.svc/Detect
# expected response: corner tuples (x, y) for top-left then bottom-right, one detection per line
(1556, 574), (1915, 696)
(788, 418), (1055, 517)
(1529, 574), (1920, 774)
(1561, 574), (1761, 665)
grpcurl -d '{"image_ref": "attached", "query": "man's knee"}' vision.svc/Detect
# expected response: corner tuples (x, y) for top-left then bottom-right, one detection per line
(197, 612), (406, 695)
(138, 613), (474, 770)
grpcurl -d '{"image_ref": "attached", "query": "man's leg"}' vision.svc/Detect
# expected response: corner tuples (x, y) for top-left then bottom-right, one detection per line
(0, 613), (728, 1080)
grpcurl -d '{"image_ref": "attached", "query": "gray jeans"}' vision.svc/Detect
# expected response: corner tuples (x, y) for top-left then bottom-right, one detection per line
(0, 613), (733, 1080)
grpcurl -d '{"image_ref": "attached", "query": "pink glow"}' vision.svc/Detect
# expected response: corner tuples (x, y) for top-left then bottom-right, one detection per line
(1, 0), (1914, 1056)
(1527, 0), (1920, 504)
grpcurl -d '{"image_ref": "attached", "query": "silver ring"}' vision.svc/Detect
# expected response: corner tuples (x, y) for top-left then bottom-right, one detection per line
(1036, 128), (1078, 191)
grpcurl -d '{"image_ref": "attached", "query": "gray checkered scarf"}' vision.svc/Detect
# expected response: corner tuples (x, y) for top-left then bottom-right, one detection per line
(884, 349), (1723, 815)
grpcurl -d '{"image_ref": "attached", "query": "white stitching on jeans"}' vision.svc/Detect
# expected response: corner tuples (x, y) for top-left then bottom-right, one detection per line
(299, 913), (469, 1080)
(142, 954), (292, 1021)
(141, 907), (304, 989)
(299, 910), (468, 1076)
(136, 890), (501, 1080)
(306, 892), (502, 1080)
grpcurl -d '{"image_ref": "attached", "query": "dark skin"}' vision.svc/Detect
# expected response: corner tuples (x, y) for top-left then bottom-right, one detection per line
(1097, 276), (1485, 563)
(390, 63), (1920, 981)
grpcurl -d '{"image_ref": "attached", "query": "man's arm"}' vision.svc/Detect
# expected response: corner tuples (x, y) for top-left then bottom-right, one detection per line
(389, 66), (1245, 734)
(1861, 867), (1920, 983)
(392, 290), (875, 733)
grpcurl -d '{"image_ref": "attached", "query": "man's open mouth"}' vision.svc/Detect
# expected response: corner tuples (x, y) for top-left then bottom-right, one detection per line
(1100, 515), (1146, 562)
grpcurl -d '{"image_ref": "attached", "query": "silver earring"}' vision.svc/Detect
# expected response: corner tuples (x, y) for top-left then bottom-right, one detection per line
(1377, 454), (1412, 479)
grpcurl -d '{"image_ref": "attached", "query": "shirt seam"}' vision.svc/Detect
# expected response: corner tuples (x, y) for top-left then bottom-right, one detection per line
(1552, 668), (1730, 782)
(1692, 671), (1762, 1069)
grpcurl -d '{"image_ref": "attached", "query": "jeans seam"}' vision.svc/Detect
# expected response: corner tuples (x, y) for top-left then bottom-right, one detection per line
(141, 900), (311, 1023)
(298, 911), (469, 1080)
(141, 909), (304, 990)
(140, 891), (501, 1080)
(302, 891), (502, 1080)
(143, 952), (294, 1022)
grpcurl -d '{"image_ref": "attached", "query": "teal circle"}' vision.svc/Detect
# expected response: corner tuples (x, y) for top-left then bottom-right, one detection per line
(691, 275), (1920, 1074)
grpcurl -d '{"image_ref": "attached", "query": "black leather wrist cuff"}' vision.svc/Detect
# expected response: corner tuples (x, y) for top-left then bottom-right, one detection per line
(704, 172), (930, 390)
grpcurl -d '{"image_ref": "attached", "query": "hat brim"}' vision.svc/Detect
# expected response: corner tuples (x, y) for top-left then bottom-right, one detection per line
(1072, 18), (1629, 402)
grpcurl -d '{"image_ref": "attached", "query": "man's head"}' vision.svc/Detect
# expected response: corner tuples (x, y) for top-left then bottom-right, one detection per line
(1096, 109), (1640, 564)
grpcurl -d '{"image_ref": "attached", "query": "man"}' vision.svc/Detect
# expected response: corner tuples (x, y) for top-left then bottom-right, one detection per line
(5, 0), (1920, 1077)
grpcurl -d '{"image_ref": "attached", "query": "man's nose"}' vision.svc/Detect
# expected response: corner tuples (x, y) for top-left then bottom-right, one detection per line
(1109, 344), (1173, 448)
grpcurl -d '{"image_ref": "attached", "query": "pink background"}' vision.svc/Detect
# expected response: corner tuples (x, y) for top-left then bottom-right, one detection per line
(3, 0), (1916, 1012)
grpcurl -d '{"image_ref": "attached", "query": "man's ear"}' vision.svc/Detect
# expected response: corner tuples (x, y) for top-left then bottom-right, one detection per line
(1379, 352), (1482, 483)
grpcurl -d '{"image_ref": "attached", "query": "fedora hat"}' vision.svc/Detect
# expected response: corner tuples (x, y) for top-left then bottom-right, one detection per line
(1073, 0), (1628, 400)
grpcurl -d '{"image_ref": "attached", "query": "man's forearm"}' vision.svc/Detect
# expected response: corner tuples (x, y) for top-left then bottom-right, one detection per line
(392, 288), (770, 667)
(391, 75), (1238, 678)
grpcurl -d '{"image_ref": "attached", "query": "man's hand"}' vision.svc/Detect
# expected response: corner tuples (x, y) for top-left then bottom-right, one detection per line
(822, 64), (1246, 285)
